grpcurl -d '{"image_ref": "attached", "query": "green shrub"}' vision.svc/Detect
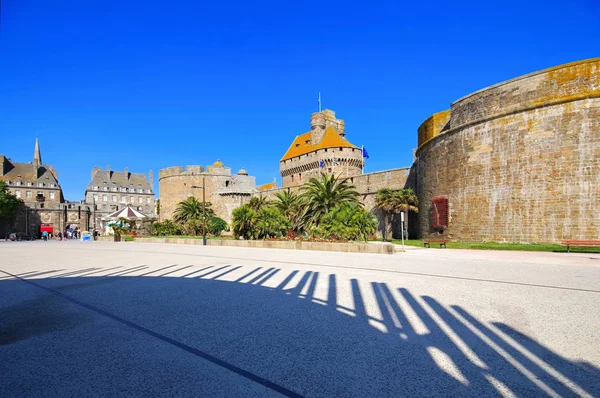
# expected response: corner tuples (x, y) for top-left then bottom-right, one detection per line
(319, 202), (377, 241)
(207, 216), (228, 236)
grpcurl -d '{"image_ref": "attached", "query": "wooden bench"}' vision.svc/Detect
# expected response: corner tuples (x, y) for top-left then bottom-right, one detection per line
(561, 240), (600, 253)
(423, 239), (449, 248)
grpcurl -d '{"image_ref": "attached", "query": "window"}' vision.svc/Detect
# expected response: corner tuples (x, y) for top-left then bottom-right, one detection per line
(50, 192), (55, 200)
(103, 194), (108, 202)
(27, 182), (32, 186)
(225, 181), (230, 187)
(15, 181), (21, 186)
(103, 186), (108, 191)
(112, 195), (117, 203)
(299, 173), (302, 180)
(38, 182), (44, 187)
(147, 189), (152, 193)
(146, 198), (150, 204)
(291, 175), (294, 182)
(432, 196), (449, 229)
(50, 183), (55, 188)
(15, 190), (21, 198)
(93, 185), (99, 190)
(93, 194), (98, 201)
(112, 187), (117, 191)
(138, 197), (143, 203)
(26, 191), (32, 198)
(120, 196), (126, 203)
(130, 196), (134, 203)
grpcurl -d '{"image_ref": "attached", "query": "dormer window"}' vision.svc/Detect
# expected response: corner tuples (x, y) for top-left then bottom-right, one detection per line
(15, 181), (21, 186)
(295, 144), (300, 148)
(305, 140), (311, 144)
(27, 182), (32, 186)
(38, 182), (44, 187)
(93, 185), (99, 190)
(50, 183), (55, 188)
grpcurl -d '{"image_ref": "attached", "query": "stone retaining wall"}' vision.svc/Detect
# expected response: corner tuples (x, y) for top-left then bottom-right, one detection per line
(133, 237), (395, 254)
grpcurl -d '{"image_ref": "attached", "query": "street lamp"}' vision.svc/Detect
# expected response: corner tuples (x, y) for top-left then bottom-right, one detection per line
(190, 176), (207, 246)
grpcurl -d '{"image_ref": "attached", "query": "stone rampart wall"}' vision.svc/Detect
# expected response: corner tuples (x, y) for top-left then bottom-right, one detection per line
(259, 168), (412, 238)
(415, 58), (600, 242)
(280, 147), (363, 187)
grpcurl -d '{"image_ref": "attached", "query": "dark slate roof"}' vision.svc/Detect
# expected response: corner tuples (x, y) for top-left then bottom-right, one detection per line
(0, 160), (59, 185)
(89, 169), (152, 191)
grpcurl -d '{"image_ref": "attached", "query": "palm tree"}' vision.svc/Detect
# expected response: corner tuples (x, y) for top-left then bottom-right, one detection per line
(374, 188), (418, 240)
(300, 173), (359, 228)
(232, 204), (256, 240)
(248, 196), (269, 211)
(173, 197), (214, 224)
(274, 190), (305, 232)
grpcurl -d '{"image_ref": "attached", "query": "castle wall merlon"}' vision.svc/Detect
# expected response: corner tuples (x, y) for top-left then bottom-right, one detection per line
(159, 166), (185, 179)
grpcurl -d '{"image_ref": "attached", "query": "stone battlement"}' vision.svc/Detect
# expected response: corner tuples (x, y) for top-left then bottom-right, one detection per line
(417, 58), (600, 151)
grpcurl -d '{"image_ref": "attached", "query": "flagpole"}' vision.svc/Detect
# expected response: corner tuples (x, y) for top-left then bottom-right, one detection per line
(318, 92), (321, 112)
(361, 145), (364, 174)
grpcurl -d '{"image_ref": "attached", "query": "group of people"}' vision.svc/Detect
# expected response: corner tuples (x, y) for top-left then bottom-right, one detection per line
(41, 229), (81, 241)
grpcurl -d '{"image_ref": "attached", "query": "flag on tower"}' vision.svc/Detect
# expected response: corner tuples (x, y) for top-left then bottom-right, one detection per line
(362, 146), (370, 159)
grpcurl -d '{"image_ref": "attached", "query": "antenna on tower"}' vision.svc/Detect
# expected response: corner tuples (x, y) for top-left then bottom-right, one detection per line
(318, 92), (322, 112)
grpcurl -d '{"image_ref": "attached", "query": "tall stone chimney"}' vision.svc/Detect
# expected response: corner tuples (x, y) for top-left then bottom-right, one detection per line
(149, 170), (153, 186)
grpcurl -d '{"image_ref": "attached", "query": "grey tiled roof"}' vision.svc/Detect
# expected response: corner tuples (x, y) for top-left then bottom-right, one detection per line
(0, 160), (58, 185)
(89, 169), (152, 191)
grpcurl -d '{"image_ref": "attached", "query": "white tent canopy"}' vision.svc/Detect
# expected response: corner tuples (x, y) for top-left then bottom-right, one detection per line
(102, 205), (149, 221)
(101, 206), (155, 234)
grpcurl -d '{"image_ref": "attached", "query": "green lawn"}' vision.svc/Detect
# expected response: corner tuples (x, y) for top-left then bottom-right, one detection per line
(141, 235), (235, 240)
(371, 239), (600, 253)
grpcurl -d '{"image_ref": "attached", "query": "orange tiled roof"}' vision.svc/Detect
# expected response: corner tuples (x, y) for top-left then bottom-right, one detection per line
(280, 126), (357, 161)
(258, 182), (278, 191)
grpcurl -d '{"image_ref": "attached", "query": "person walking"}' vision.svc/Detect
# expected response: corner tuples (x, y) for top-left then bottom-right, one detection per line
(42, 230), (48, 241)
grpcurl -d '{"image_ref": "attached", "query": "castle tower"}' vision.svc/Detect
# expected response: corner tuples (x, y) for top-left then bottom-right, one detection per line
(281, 108), (363, 187)
(310, 112), (326, 144)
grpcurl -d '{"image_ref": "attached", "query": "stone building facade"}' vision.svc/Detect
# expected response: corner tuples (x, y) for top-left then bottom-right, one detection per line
(0, 139), (91, 237)
(413, 58), (600, 242)
(159, 160), (256, 225)
(84, 167), (156, 230)
(280, 109), (364, 187)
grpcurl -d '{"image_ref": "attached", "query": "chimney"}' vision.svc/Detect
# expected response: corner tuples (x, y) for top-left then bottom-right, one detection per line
(125, 167), (129, 179)
(149, 170), (153, 186)
(91, 167), (101, 180)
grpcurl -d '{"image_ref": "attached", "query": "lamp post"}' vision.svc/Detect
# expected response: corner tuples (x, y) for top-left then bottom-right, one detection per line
(93, 195), (96, 234)
(190, 176), (207, 246)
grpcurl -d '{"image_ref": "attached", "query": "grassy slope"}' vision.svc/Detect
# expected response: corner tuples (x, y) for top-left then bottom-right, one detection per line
(376, 239), (600, 253)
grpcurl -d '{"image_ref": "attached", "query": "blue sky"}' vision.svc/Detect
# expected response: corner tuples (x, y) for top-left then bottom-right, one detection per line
(1, 0), (598, 200)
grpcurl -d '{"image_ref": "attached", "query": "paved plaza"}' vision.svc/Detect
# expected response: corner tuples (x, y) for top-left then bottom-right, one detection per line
(1, 241), (599, 397)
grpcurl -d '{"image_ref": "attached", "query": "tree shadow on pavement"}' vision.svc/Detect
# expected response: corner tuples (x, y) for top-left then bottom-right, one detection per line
(1, 265), (598, 397)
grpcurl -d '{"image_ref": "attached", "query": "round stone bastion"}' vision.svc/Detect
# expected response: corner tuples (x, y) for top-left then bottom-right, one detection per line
(414, 58), (600, 243)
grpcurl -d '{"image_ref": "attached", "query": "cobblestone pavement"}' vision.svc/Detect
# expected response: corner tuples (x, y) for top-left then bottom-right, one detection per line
(1, 241), (599, 397)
